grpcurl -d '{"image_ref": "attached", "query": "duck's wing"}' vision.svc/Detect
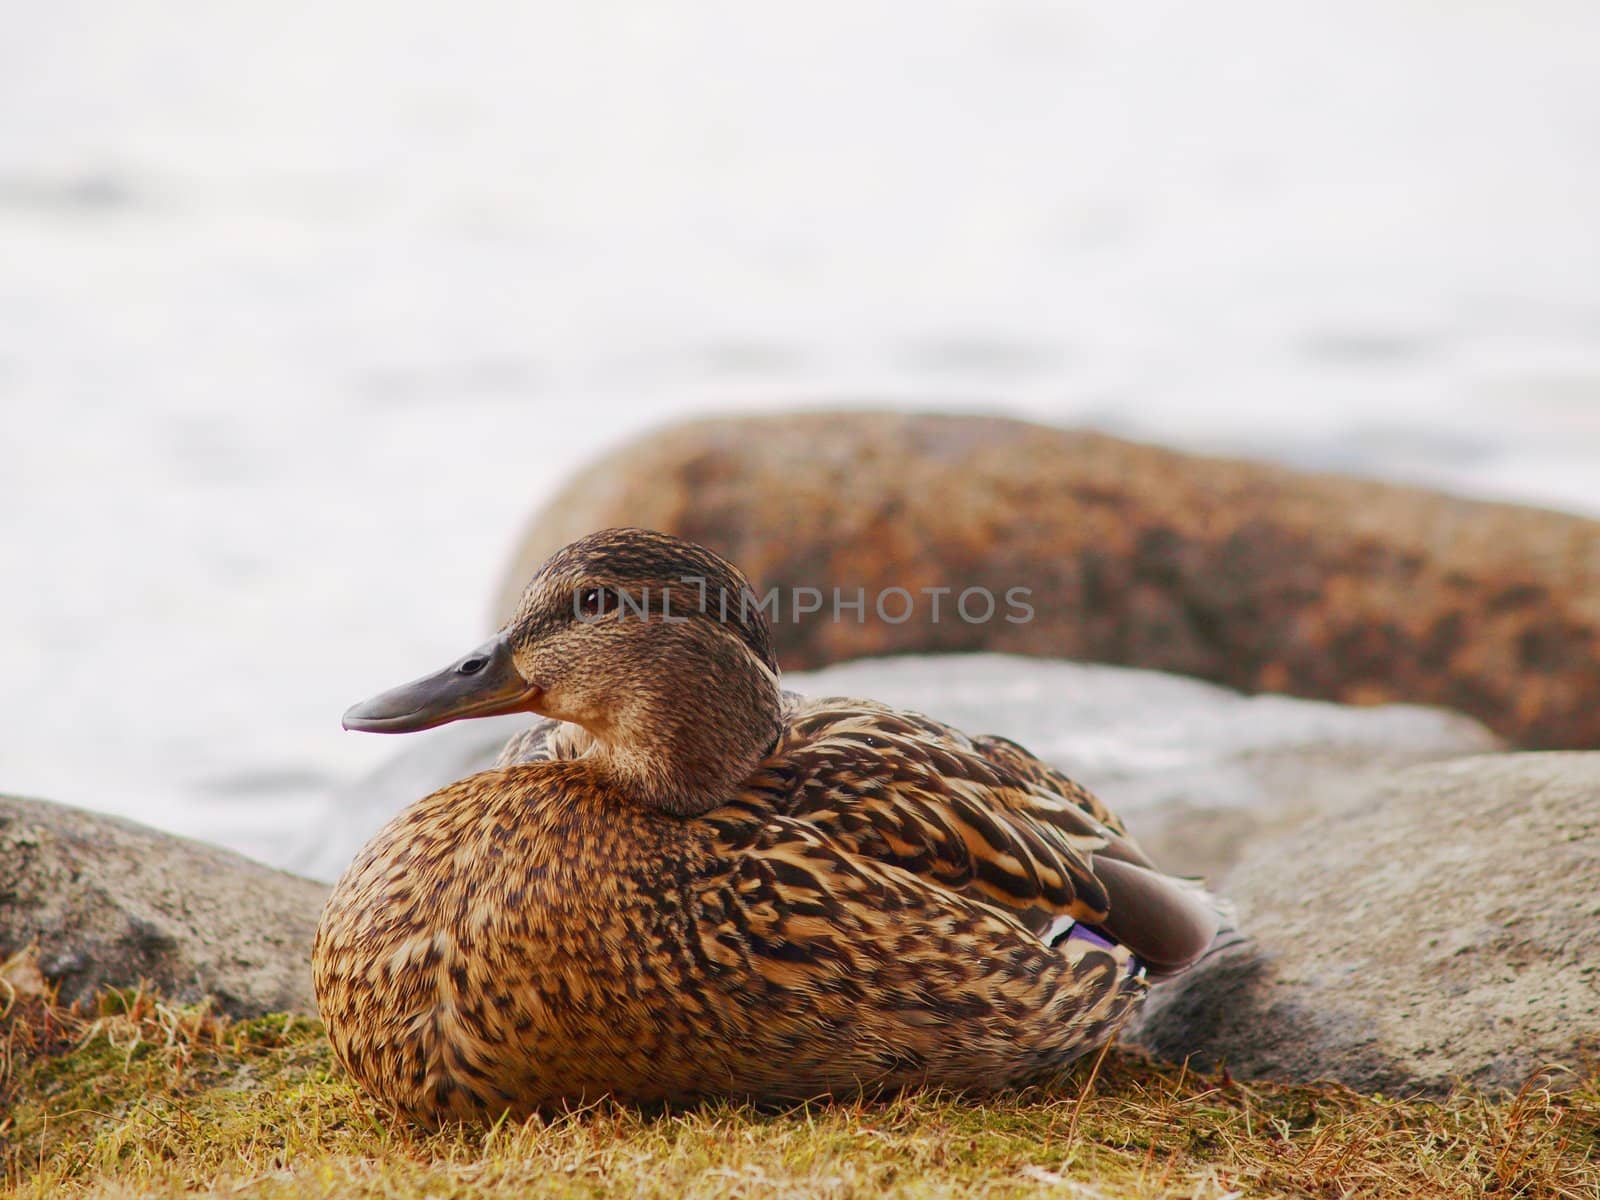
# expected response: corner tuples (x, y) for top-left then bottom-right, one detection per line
(965, 734), (1126, 834)
(493, 717), (592, 767)
(738, 698), (1224, 978)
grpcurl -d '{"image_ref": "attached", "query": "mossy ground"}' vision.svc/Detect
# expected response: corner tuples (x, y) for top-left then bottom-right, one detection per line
(2, 984), (1596, 1200)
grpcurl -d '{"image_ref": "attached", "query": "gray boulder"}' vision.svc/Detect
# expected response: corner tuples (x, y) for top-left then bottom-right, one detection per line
(298, 653), (1496, 882)
(1133, 753), (1600, 1094)
(1, 794), (327, 1017)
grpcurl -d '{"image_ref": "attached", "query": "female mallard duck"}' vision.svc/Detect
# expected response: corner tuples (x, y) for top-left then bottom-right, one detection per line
(315, 528), (1228, 1126)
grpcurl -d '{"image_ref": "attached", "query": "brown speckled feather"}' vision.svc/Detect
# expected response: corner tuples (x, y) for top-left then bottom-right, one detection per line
(314, 753), (1145, 1125)
(493, 699), (1133, 933)
(734, 698), (1123, 935)
(494, 715), (590, 768)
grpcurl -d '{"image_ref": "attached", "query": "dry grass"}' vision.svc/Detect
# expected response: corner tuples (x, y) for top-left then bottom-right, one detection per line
(1, 981), (1595, 1200)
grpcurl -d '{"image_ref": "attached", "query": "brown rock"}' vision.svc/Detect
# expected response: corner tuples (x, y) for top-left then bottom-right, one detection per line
(0, 794), (327, 1017)
(496, 412), (1600, 748)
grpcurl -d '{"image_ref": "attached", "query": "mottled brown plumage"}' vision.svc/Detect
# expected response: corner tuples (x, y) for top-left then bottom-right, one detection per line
(315, 528), (1228, 1126)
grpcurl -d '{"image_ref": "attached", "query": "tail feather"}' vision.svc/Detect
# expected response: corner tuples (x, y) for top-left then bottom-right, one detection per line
(1088, 859), (1241, 981)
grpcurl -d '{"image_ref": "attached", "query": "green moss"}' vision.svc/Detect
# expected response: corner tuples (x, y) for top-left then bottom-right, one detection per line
(2, 991), (1596, 1199)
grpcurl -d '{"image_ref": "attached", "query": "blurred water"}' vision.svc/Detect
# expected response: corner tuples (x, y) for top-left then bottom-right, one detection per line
(1, 2), (1597, 866)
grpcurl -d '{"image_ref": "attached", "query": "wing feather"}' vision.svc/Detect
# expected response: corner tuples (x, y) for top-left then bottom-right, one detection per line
(494, 718), (592, 767)
(738, 698), (1133, 934)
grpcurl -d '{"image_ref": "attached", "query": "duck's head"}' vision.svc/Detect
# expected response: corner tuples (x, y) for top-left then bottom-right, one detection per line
(343, 527), (783, 815)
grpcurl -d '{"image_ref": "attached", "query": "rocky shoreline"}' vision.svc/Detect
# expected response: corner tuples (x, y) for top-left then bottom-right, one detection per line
(6, 416), (1598, 1096)
(7, 741), (1595, 1096)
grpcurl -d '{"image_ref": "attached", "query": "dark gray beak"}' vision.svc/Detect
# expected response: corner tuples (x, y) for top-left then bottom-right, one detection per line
(342, 634), (538, 733)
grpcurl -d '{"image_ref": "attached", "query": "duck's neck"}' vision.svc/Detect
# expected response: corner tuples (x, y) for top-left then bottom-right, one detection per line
(583, 650), (784, 817)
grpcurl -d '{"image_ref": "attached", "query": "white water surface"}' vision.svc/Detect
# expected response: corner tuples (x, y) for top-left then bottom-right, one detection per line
(2, 3), (1597, 866)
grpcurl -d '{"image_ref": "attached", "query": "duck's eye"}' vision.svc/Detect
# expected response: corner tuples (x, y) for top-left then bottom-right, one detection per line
(575, 586), (611, 620)
(457, 655), (488, 676)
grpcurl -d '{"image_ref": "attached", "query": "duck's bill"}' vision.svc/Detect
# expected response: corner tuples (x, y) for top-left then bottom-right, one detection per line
(342, 635), (539, 733)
